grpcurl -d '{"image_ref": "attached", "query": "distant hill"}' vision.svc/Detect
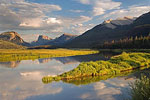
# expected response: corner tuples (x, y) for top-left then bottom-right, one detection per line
(0, 31), (30, 46)
(65, 12), (150, 48)
(0, 39), (25, 49)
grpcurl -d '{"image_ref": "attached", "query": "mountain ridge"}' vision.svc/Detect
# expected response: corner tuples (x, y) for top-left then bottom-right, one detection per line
(65, 11), (150, 48)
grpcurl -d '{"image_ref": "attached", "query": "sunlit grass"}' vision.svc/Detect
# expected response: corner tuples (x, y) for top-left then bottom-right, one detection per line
(0, 49), (99, 62)
(42, 52), (150, 84)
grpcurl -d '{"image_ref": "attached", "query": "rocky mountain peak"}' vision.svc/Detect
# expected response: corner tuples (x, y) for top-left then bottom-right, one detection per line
(0, 31), (24, 43)
(38, 35), (52, 41)
(102, 16), (136, 29)
(103, 19), (113, 24)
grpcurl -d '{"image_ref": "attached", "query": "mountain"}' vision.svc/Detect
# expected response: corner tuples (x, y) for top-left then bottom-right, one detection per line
(0, 39), (25, 49)
(65, 12), (150, 48)
(30, 33), (77, 47)
(31, 35), (52, 46)
(0, 31), (30, 46)
(47, 33), (78, 46)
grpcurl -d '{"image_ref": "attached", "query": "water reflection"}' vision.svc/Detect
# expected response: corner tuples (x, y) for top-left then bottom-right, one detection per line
(0, 61), (20, 68)
(0, 52), (117, 68)
(0, 70), (62, 100)
(0, 52), (147, 100)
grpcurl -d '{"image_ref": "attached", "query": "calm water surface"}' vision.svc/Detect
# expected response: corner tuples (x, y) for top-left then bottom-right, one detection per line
(0, 53), (146, 100)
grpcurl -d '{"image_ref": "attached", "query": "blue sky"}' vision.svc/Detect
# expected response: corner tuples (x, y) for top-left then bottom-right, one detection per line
(0, 0), (149, 42)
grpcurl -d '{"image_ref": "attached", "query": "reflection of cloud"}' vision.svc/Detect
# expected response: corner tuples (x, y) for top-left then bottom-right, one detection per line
(0, 71), (62, 100)
(20, 71), (43, 80)
(94, 82), (106, 90)
(94, 83), (121, 100)
(80, 93), (91, 99)
(80, 77), (134, 100)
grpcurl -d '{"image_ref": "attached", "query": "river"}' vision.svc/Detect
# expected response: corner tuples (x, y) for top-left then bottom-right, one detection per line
(0, 53), (148, 100)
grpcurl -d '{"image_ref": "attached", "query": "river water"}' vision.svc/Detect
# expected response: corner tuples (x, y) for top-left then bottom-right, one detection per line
(0, 53), (147, 100)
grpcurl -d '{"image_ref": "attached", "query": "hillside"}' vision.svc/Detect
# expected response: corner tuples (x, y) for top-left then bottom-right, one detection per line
(94, 35), (150, 49)
(0, 39), (25, 49)
(65, 12), (150, 48)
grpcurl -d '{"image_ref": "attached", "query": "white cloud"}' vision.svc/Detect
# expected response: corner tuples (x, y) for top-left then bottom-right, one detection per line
(78, 0), (121, 16)
(102, 5), (150, 19)
(57, 16), (92, 34)
(0, 0), (92, 34)
(79, 0), (90, 4)
(70, 10), (84, 13)
(0, 0), (62, 32)
(71, 23), (94, 34)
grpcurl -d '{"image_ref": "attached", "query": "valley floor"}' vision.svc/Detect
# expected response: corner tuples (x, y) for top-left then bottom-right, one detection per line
(0, 49), (99, 62)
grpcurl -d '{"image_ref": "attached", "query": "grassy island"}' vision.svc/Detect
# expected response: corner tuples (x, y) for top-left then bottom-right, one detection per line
(0, 49), (99, 62)
(42, 52), (150, 84)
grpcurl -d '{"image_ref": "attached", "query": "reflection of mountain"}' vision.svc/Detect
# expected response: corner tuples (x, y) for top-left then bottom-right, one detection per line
(52, 57), (78, 64)
(0, 61), (20, 68)
(38, 58), (51, 64)
(52, 52), (118, 64)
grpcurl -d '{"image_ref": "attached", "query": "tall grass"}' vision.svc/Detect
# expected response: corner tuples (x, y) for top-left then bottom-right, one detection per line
(128, 75), (150, 100)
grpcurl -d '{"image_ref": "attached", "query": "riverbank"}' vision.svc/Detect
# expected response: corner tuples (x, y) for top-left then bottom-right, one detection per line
(42, 52), (150, 83)
(0, 49), (99, 62)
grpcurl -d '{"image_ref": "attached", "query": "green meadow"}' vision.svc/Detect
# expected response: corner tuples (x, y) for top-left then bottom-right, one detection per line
(0, 49), (99, 62)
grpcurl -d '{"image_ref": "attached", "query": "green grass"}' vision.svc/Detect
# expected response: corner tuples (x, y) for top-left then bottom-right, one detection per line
(42, 52), (150, 83)
(0, 49), (99, 62)
(128, 75), (150, 100)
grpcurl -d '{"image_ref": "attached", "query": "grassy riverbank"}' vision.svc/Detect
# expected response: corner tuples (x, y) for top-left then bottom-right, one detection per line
(42, 52), (150, 83)
(0, 49), (99, 62)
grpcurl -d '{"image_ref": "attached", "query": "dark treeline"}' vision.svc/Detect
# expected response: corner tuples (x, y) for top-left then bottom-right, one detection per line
(95, 35), (150, 49)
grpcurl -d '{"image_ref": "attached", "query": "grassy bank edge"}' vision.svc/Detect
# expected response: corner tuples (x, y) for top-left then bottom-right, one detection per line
(42, 52), (150, 83)
(0, 49), (99, 62)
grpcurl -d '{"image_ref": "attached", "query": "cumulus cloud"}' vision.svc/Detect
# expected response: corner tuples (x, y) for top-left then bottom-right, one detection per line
(78, 0), (121, 16)
(71, 23), (94, 34)
(102, 5), (150, 19)
(70, 10), (84, 13)
(0, 0), (62, 32)
(0, 0), (92, 35)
